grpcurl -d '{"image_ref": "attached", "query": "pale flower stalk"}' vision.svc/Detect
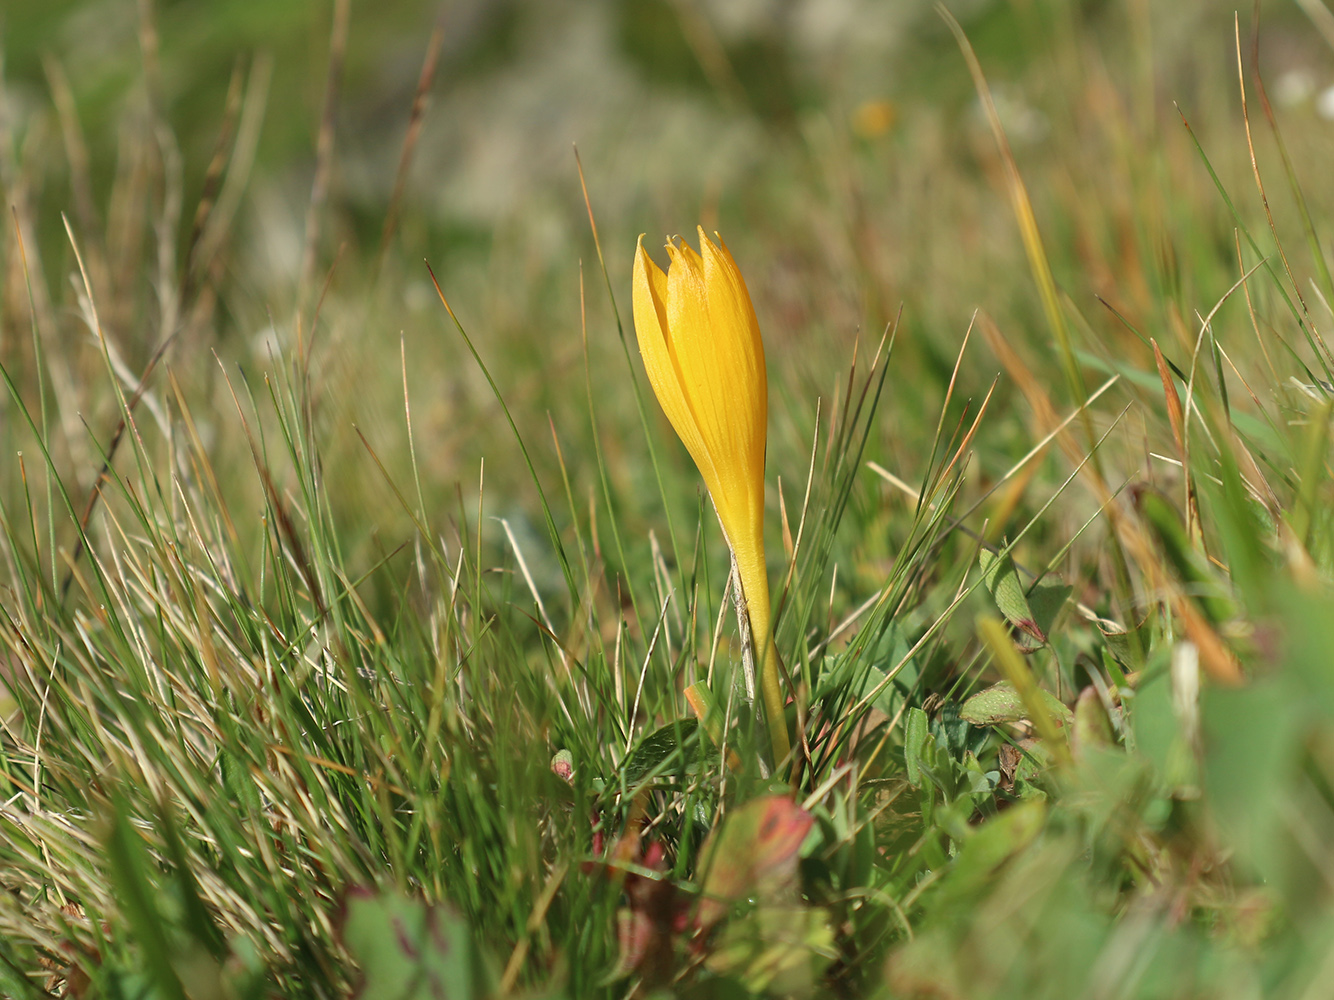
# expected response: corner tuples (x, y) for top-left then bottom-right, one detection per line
(632, 228), (790, 765)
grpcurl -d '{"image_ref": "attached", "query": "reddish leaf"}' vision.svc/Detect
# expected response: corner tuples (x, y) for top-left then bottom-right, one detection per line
(696, 796), (814, 929)
(584, 819), (683, 985)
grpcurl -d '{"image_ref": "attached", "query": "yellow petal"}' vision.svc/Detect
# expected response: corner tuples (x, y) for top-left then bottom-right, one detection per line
(633, 237), (716, 486)
(633, 230), (769, 567)
(674, 240), (761, 506)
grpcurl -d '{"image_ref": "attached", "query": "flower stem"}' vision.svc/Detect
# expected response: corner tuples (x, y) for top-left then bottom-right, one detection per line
(756, 633), (791, 767)
(726, 522), (789, 768)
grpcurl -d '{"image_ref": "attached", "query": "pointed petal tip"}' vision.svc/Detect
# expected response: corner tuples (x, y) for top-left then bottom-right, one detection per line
(635, 236), (668, 282)
(694, 225), (730, 252)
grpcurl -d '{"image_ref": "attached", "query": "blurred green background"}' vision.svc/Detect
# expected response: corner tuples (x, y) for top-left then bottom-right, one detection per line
(8, 0), (1332, 577)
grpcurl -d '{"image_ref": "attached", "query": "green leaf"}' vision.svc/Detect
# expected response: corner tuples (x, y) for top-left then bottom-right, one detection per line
(341, 889), (484, 1000)
(1071, 687), (1114, 754)
(0, 946), (47, 1000)
(219, 749), (262, 816)
(621, 718), (701, 783)
(933, 800), (1047, 909)
(1137, 490), (1235, 625)
(815, 620), (916, 716)
(1027, 580), (1072, 640)
(705, 905), (836, 996)
(960, 681), (1073, 729)
(930, 701), (977, 758)
(155, 796), (227, 960)
(980, 550), (1045, 645)
(1097, 612), (1152, 672)
(697, 796), (815, 929)
(103, 799), (188, 1000)
(904, 707), (930, 787)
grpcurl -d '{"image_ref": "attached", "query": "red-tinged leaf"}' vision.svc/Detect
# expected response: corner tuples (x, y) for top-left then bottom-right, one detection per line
(587, 821), (685, 985)
(550, 749), (574, 783)
(609, 877), (679, 986)
(1013, 617), (1044, 642)
(613, 908), (654, 977)
(979, 550), (1048, 647)
(696, 796), (814, 929)
(338, 888), (482, 1000)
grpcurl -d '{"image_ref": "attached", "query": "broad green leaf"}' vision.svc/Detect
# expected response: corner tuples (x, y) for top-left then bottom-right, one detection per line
(621, 718), (701, 783)
(341, 889), (483, 1000)
(815, 620), (916, 716)
(219, 749), (263, 816)
(705, 905), (836, 996)
(978, 617), (1073, 772)
(1028, 580), (1073, 640)
(1098, 613), (1152, 672)
(960, 681), (1073, 729)
(104, 799), (188, 1000)
(933, 800), (1047, 909)
(904, 707), (930, 787)
(697, 796), (815, 928)
(1071, 687), (1114, 755)
(980, 549), (1046, 644)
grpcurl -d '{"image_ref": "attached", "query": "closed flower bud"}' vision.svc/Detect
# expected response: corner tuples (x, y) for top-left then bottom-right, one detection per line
(632, 228), (789, 763)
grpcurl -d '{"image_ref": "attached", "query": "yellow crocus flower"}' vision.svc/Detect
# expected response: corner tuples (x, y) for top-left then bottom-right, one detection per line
(632, 228), (790, 765)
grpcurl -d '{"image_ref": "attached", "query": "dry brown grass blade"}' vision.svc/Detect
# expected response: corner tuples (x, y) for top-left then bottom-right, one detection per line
(665, 0), (747, 111)
(1172, 255), (1284, 523)
(778, 477), (794, 561)
(179, 59), (246, 306)
(936, 378), (997, 490)
(1174, 593), (1243, 686)
(979, 310), (1122, 508)
(215, 355), (326, 616)
(1151, 339), (1186, 455)
(975, 312), (1087, 510)
(938, 6), (1084, 412)
(1233, 13), (1333, 368)
(1213, 345), (1282, 515)
(189, 53), (271, 326)
(1248, 10), (1334, 308)
(7, 206), (89, 476)
(1234, 231), (1281, 385)
(167, 369), (243, 558)
(43, 55), (105, 281)
(136, 0), (163, 112)
(377, 19), (445, 276)
(298, 0), (351, 328)
(573, 143), (627, 341)
(943, 3), (1152, 643)
(267, 745), (407, 797)
(1151, 337), (1203, 544)
(58, 240), (181, 601)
